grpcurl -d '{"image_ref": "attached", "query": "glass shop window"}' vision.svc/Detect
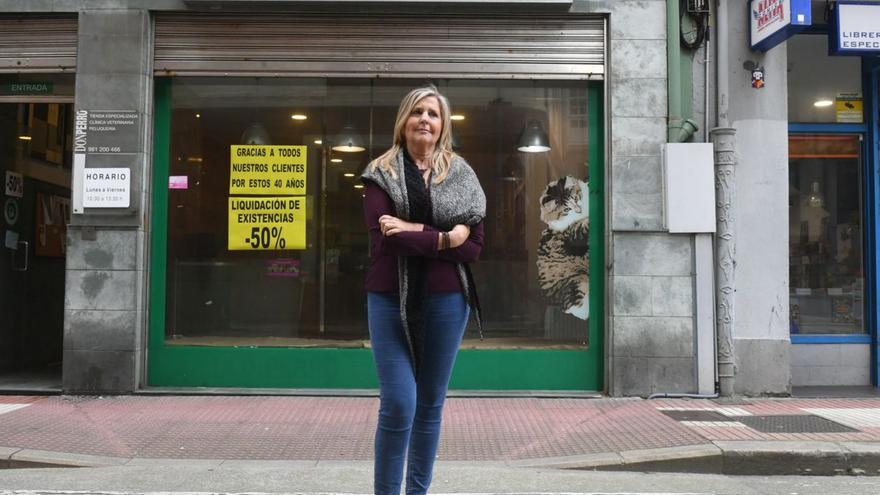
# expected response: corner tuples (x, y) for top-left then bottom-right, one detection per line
(787, 35), (863, 124)
(0, 75), (76, 191)
(162, 78), (593, 348)
(788, 134), (865, 335)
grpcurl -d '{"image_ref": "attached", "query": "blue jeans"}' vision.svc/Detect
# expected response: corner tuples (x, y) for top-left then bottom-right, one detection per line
(367, 291), (469, 495)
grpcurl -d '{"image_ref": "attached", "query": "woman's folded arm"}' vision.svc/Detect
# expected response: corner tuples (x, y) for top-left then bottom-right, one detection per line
(363, 180), (439, 257)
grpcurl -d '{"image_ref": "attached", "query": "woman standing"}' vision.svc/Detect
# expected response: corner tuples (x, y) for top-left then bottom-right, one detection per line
(360, 85), (486, 495)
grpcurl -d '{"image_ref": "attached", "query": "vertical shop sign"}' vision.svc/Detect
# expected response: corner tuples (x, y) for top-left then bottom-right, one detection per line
(71, 109), (140, 213)
(830, 1), (880, 55)
(227, 145), (307, 251)
(749, 0), (812, 52)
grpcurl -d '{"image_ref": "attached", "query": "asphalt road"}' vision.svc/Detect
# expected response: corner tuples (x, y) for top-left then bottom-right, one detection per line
(0, 463), (879, 494)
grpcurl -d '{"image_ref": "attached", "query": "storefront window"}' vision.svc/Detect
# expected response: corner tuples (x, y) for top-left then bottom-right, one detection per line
(0, 74), (75, 173)
(788, 134), (865, 334)
(162, 78), (592, 349)
(787, 35), (863, 124)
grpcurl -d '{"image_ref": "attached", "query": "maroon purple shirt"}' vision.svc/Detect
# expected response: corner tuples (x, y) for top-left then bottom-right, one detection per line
(362, 180), (484, 293)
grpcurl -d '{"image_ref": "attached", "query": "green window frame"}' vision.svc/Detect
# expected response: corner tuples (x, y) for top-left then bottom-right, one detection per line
(147, 77), (605, 391)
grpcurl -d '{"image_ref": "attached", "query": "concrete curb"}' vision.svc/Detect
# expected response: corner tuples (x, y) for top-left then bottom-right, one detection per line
(714, 440), (880, 476)
(3, 441), (880, 475)
(6, 449), (126, 469)
(551, 441), (880, 476)
(0, 447), (19, 469)
(516, 444), (723, 473)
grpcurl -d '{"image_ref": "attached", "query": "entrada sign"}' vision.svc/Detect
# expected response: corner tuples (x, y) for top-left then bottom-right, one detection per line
(750, 0), (812, 52)
(1, 82), (53, 96)
(830, 1), (880, 55)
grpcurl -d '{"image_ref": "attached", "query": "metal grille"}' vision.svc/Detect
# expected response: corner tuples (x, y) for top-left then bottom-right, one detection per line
(154, 12), (605, 79)
(0, 15), (78, 73)
(736, 415), (859, 433)
(660, 410), (735, 422)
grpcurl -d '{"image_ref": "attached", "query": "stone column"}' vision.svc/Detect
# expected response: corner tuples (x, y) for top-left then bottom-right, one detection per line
(718, 2), (791, 396)
(603, 0), (698, 397)
(711, 126), (736, 397)
(63, 9), (152, 393)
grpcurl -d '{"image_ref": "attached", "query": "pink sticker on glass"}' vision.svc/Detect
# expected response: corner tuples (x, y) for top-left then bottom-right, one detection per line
(169, 176), (189, 190)
(266, 258), (300, 277)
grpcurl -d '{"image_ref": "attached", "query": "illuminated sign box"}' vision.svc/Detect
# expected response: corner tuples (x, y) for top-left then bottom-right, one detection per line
(830, 1), (880, 55)
(750, 0), (811, 52)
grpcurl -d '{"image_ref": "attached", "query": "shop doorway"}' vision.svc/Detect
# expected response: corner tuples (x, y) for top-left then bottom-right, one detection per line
(0, 101), (73, 392)
(788, 132), (871, 388)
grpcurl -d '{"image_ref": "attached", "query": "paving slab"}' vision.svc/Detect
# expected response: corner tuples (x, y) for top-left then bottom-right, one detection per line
(219, 460), (319, 469)
(1, 395), (880, 475)
(124, 458), (225, 468)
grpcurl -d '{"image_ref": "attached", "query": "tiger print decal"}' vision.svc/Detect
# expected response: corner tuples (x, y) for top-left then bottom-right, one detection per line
(536, 176), (590, 320)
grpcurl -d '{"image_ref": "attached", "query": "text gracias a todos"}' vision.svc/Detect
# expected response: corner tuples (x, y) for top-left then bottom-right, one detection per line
(228, 145), (308, 251)
(230, 146), (306, 194)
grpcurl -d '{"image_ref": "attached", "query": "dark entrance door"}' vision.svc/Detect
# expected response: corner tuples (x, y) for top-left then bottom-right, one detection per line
(0, 101), (72, 392)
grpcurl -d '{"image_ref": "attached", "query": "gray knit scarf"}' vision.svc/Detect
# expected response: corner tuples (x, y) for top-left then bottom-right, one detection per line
(362, 149), (486, 375)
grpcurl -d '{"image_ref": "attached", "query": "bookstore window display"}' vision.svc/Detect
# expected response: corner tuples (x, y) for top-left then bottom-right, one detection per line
(787, 34), (866, 336)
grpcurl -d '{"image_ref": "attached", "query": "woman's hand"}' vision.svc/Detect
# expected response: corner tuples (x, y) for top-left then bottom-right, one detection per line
(379, 215), (423, 236)
(448, 224), (470, 248)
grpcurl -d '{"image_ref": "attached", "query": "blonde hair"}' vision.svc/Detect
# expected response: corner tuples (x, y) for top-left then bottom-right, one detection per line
(369, 85), (457, 184)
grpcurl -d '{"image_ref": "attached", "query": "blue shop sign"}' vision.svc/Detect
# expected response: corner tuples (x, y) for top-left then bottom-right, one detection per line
(750, 0), (812, 52)
(830, 1), (880, 55)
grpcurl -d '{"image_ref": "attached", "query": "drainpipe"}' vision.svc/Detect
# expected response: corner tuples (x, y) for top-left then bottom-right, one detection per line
(711, 0), (737, 397)
(662, 0), (705, 400)
(668, 0), (699, 142)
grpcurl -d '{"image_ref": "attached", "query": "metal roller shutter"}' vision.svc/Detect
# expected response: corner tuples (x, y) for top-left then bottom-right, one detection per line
(0, 15), (78, 73)
(154, 12), (604, 79)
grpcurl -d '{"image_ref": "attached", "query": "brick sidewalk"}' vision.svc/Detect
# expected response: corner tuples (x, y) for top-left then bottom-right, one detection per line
(2, 395), (880, 463)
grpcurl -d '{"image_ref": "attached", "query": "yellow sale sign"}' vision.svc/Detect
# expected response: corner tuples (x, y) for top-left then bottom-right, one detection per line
(228, 196), (306, 250)
(230, 145), (307, 195)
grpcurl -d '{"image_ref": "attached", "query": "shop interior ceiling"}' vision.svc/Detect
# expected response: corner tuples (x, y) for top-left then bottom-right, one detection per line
(786, 34), (863, 123)
(170, 80), (569, 110)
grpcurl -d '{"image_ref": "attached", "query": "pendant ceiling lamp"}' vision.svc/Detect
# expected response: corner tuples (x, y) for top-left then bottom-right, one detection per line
(517, 119), (551, 153)
(517, 82), (551, 153)
(240, 122), (272, 145)
(332, 122), (365, 153)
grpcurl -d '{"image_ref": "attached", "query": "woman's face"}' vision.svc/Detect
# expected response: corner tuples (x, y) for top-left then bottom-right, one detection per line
(403, 96), (442, 151)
